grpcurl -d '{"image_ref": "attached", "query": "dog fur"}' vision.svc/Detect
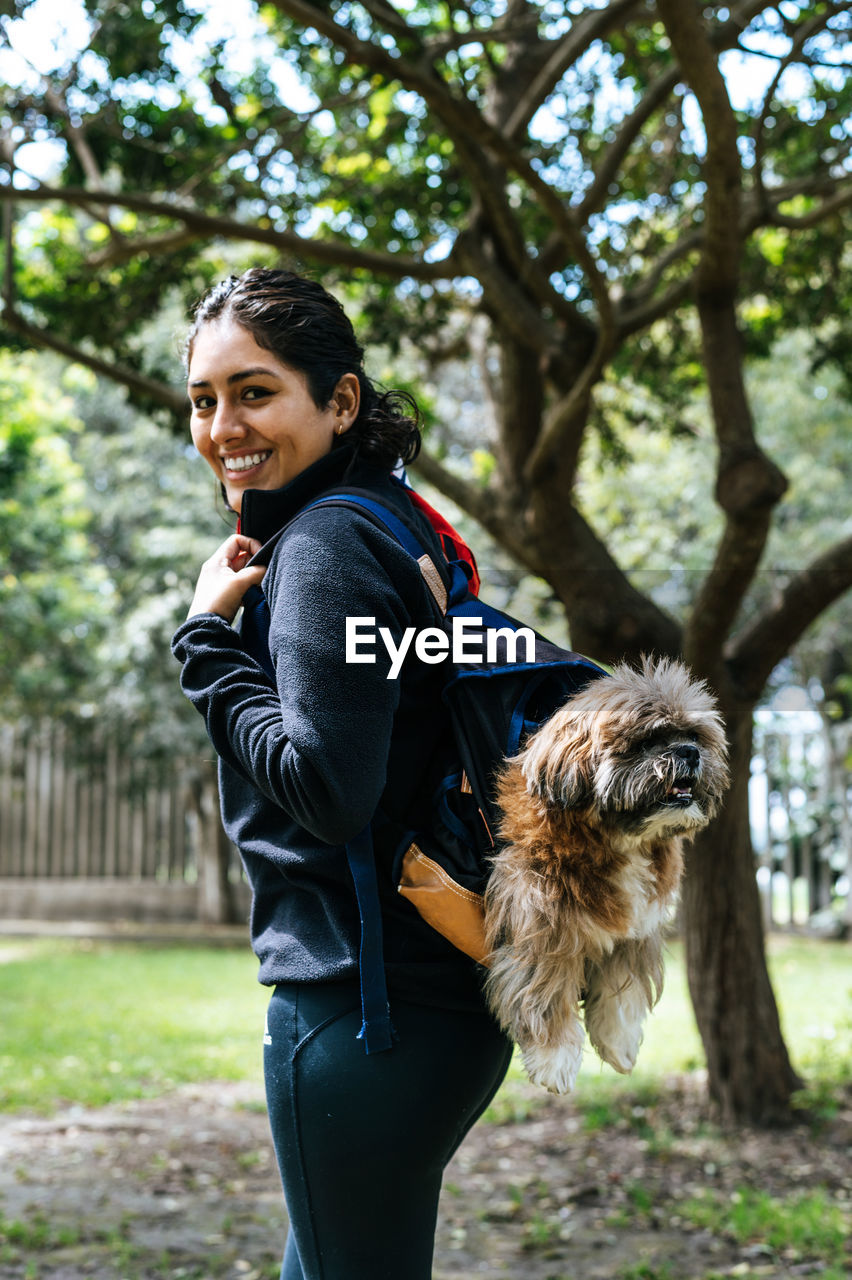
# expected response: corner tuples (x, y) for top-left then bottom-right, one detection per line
(484, 656), (729, 1094)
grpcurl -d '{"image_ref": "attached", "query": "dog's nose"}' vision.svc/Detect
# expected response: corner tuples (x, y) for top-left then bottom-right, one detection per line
(674, 743), (700, 771)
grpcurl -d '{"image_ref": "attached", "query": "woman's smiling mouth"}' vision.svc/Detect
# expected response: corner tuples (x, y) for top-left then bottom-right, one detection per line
(222, 450), (273, 475)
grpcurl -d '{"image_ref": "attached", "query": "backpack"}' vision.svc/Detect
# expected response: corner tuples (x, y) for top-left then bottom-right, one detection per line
(268, 482), (609, 1054)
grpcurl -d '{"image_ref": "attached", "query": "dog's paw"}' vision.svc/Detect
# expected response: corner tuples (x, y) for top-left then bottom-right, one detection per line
(592, 1038), (639, 1075)
(585, 977), (649, 1075)
(521, 1037), (584, 1094)
(587, 1016), (643, 1075)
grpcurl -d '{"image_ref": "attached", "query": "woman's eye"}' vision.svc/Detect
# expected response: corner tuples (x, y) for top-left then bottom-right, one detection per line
(192, 395), (215, 411)
(243, 386), (270, 401)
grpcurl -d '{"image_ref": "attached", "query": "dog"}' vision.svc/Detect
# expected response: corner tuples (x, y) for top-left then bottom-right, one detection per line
(484, 656), (729, 1094)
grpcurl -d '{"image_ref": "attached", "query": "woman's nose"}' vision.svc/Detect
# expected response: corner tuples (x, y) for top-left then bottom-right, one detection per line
(209, 400), (248, 443)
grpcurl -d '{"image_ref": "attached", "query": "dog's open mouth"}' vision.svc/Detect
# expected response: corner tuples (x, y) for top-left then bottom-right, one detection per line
(664, 781), (694, 807)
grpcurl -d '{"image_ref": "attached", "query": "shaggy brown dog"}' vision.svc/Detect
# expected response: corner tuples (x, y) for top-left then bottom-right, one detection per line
(484, 657), (729, 1094)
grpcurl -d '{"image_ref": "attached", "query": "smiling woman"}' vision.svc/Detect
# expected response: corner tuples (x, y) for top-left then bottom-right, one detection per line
(171, 268), (513, 1280)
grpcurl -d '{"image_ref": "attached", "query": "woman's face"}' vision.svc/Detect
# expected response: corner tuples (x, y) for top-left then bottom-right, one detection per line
(187, 317), (359, 512)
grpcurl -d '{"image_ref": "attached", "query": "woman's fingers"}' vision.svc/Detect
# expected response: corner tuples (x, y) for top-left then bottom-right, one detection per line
(187, 535), (267, 623)
(216, 534), (263, 570)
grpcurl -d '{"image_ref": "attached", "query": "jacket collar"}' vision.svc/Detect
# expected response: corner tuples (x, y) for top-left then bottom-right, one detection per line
(241, 441), (399, 566)
(239, 441), (360, 548)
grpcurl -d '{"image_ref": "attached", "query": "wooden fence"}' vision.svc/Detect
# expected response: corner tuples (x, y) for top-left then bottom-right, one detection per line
(0, 721), (246, 924)
(0, 715), (849, 929)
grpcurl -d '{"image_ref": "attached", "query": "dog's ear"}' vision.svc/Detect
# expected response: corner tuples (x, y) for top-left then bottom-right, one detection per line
(544, 760), (593, 809)
(519, 726), (594, 809)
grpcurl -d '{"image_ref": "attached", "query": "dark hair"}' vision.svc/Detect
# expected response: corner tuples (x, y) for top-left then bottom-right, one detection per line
(185, 268), (421, 471)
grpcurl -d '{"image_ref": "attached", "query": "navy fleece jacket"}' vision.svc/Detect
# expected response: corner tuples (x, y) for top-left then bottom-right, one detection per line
(172, 445), (487, 1011)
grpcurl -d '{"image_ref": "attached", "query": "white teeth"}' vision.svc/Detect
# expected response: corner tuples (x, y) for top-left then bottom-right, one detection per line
(223, 452), (270, 472)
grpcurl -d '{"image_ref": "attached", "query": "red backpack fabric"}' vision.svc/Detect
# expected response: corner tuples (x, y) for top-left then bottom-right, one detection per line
(401, 485), (481, 597)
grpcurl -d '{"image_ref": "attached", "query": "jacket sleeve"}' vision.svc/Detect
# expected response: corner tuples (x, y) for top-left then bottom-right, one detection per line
(171, 506), (423, 846)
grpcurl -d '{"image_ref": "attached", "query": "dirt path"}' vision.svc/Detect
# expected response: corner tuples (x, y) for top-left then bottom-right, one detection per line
(1, 1079), (849, 1279)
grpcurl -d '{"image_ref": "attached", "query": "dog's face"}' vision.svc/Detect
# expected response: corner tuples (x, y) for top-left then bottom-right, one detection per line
(518, 657), (729, 839)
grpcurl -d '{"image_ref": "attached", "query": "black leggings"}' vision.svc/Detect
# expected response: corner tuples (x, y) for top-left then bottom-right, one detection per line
(263, 980), (513, 1280)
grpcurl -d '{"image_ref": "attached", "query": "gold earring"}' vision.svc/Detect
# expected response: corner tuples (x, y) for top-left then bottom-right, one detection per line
(336, 423), (345, 435)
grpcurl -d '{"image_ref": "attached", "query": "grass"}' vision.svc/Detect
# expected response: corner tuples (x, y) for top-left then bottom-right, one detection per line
(0, 939), (268, 1112)
(0, 933), (849, 1280)
(0, 933), (849, 1115)
(679, 1186), (849, 1274)
(0, 1208), (280, 1280)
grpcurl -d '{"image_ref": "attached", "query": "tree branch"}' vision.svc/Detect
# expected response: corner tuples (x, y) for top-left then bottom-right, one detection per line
(269, 3), (560, 301)
(617, 228), (704, 328)
(1, 308), (186, 413)
(580, 0), (769, 220)
(685, 503), (779, 676)
(502, 0), (640, 141)
(409, 448), (494, 527)
(266, 2), (485, 164)
(619, 173), (852, 337)
(86, 228), (203, 268)
(618, 273), (696, 336)
(493, 332), (547, 493)
(0, 183), (446, 280)
(411, 447), (684, 663)
(522, 325), (614, 487)
(269, 0), (612, 327)
(358, 0), (420, 42)
(656, 0), (743, 290)
(767, 184), (852, 229)
(578, 66), (680, 219)
(656, 0), (787, 668)
(753, 7), (841, 202)
(426, 20), (534, 60)
(534, 494), (685, 662)
(728, 534), (852, 699)
(452, 230), (563, 352)
(41, 84), (105, 191)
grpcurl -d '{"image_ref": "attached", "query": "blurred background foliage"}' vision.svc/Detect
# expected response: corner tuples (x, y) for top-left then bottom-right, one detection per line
(2, 315), (849, 749)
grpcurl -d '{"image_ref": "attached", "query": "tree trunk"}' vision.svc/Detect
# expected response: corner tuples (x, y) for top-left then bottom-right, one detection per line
(681, 696), (803, 1126)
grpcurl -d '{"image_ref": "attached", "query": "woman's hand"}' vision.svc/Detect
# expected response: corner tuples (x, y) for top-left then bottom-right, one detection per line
(187, 534), (266, 624)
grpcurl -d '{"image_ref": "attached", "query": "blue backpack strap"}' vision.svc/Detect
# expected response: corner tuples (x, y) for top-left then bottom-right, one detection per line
(306, 492), (470, 612)
(345, 824), (395, 1054)
(306, 492), (428, 561)
(240, 583), (275, 680)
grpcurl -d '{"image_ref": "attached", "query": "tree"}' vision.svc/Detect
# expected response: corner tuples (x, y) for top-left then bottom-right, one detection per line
(2, 0), (851, 1124)
(0, 350), (114, 719)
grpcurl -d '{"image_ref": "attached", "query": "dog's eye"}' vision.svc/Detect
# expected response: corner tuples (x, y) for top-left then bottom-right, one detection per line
(639, 728), (698, 750)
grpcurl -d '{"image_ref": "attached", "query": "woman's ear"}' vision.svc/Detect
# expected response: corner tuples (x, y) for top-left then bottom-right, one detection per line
(333, 373), (360, 433)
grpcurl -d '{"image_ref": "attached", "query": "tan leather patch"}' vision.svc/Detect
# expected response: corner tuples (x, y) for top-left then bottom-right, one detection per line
(416, 554), (448, 615)
(397, 842), (490, 967)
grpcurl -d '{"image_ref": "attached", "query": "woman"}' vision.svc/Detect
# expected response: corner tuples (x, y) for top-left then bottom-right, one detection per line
(172, 268), (513, 1280)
